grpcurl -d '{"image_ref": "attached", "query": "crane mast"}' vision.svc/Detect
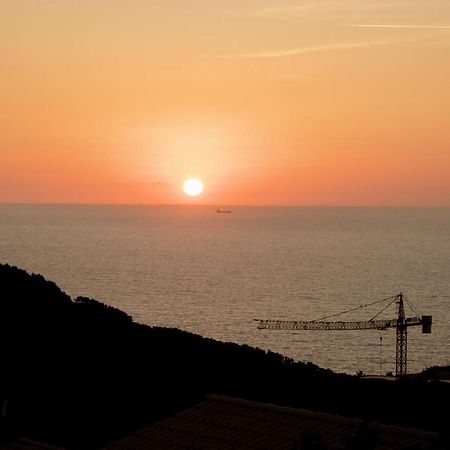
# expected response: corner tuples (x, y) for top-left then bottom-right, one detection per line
(256, 293), (432, 377)
(396, 293), (408, 377)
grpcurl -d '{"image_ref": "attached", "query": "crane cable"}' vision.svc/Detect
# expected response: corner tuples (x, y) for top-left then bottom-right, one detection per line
(403, 294), (422, 317)
(369, 296), (399, 321)
(311, 294), (399, 322)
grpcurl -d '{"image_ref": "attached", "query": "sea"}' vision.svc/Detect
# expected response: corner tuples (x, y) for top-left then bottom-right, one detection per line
(1, 204), (449, 375)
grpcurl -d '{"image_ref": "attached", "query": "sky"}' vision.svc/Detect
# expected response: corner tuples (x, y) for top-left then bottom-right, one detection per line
(1, 0), (450, 206)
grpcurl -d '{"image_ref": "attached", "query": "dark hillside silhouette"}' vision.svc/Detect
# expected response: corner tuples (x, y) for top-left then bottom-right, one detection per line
(0, 264), (449, 449)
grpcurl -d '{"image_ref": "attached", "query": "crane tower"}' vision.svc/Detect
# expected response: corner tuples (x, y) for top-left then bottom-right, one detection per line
(256, 293), (432, 377)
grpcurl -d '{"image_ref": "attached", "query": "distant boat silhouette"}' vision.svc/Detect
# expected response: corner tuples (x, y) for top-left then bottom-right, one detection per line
(216, 209), (231, 214)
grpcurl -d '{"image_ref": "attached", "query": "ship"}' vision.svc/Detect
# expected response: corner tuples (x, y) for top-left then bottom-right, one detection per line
(216, 209), (231, 214)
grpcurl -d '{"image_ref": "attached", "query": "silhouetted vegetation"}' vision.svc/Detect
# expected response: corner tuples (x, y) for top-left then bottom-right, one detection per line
(0, 264), (449, 449)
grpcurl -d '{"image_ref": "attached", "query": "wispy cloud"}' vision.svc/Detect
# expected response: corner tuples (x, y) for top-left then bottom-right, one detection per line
(243, 1), (398, 20)
(224, 41), (379, 59)
(221, 34), (430, 59)
(350, 24), (450, 29)
(36, 2), (63, 9)
(221, 23), (450, 60)
(247, 5), (327, 19)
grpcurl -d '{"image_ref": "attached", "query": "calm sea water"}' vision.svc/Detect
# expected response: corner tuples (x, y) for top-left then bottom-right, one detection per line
(1, 204), (449, 375)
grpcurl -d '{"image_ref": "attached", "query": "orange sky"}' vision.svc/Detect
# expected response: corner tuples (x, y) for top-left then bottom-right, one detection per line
(1, 0), (450, 205)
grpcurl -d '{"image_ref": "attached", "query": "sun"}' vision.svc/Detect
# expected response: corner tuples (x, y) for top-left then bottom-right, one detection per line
(183, 178), (204, 197)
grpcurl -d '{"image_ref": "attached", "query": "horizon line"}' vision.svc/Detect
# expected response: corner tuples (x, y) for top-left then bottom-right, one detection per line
(1, 202), (449, 209)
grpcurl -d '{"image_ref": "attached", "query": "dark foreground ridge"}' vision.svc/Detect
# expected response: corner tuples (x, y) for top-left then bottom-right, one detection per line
(0, 264), (449, 449)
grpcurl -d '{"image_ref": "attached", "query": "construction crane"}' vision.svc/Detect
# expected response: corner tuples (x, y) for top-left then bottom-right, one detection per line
(256, 293), (432, 378)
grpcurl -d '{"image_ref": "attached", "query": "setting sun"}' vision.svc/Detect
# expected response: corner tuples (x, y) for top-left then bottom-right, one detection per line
(183, 178), (204, 197)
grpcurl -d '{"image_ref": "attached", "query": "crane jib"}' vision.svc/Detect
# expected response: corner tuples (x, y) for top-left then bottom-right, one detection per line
(256, 317), (424, 331)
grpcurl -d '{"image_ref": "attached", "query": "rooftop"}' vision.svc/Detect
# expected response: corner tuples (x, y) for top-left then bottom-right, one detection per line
(102, 394), (439, 450)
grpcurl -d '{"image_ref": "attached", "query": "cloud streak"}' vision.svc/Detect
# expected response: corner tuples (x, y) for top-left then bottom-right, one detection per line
(350, 24), (450, 29)
(224, 41), (380, 59)
(221, 34), (430, 59)
(243, 1), (400, 20)
(247, 4), (328, 18)
(221, 25), (450, 60)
